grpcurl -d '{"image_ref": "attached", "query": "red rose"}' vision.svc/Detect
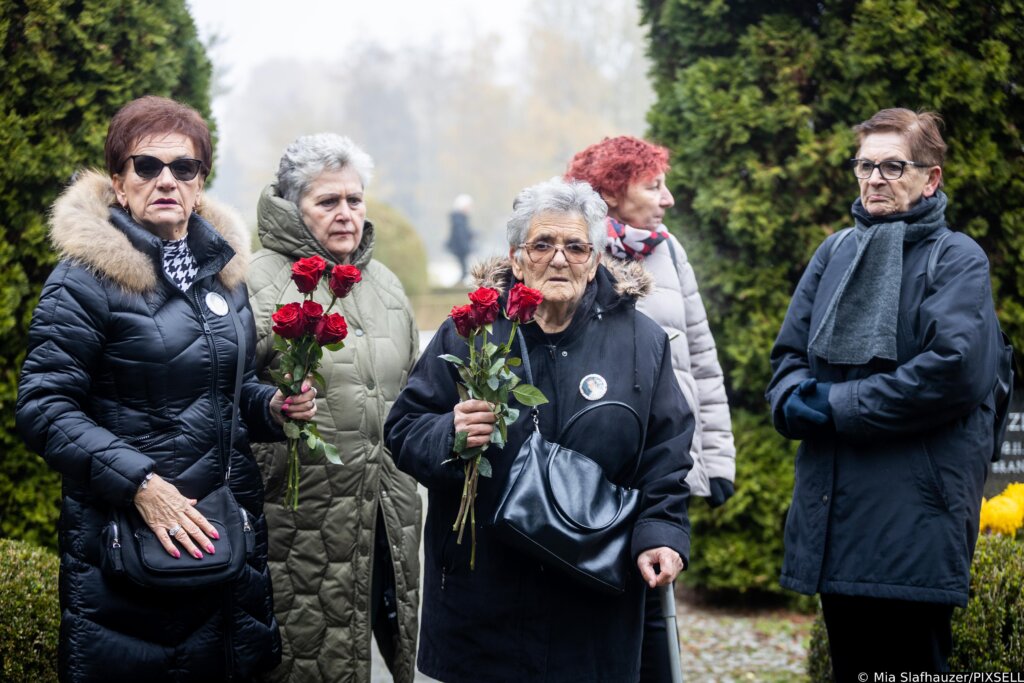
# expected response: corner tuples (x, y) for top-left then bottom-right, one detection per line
(315, 312), (348, 346)
(291, 255), (327, 293)
(468, 287), (500, 326)
(329, 264), (362, 299)
(450, 304), (478, 338)
(506, 283), (543, 323)
(301, 300), (323, 334)
(272, 302), (307, 339)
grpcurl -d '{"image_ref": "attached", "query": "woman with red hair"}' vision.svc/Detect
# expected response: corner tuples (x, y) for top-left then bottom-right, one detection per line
(567, 136), (736, 683)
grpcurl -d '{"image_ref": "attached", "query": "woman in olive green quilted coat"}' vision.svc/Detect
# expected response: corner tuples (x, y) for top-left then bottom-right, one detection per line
(248, 133), (421, 683)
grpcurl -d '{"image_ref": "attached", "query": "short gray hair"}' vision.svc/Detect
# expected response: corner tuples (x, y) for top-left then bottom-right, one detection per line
(276, 133), (375, 204)
(506, 177), (608, 255)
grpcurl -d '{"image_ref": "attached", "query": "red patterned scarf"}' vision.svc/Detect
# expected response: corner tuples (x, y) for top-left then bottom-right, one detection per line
(605, 216), (670, 260)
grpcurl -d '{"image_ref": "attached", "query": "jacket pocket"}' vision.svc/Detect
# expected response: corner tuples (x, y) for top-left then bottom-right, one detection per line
(912, 441), (950, 512)
(126, 427), (182, 451)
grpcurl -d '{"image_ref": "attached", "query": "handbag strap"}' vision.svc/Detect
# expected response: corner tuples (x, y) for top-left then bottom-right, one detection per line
(515, 328), (646, 486)
(558, 401), (646, 487)
(225, 297), (246, 484)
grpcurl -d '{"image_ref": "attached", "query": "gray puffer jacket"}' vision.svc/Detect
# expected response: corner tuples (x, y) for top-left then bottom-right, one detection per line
(627, 232), (735, 497)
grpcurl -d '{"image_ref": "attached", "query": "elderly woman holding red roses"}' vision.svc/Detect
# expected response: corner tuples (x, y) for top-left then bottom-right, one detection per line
(16, 96), (316, 682)
(248, 133), (421, 683)
(385, 177), (694, 683)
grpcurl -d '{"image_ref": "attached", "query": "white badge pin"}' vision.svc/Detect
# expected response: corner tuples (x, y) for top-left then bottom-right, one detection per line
(579, 374), (608, 401)
(205, 292), (229, 317)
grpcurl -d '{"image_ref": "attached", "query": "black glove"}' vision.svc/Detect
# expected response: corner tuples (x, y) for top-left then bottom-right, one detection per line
(783, 378), (833, 439)
(706, 477), (735, 508)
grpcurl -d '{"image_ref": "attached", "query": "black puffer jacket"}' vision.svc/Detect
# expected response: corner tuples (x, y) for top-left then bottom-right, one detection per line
(385, 258), (694, 683)
(16, 171), (283, 682)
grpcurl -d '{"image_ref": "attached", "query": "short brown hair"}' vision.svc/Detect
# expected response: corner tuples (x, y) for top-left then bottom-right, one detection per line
(853, 108), (946, 167)
(104, 96), (212, 178)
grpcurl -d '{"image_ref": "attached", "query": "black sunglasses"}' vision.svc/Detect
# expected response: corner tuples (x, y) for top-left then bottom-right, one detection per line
(127, 155), (204, 181)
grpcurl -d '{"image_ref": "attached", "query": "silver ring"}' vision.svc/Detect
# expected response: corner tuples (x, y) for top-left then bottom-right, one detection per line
(168, 524), (182, 537)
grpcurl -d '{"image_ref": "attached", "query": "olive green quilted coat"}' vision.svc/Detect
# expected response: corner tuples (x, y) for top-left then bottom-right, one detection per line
(249, 185), (421, 683)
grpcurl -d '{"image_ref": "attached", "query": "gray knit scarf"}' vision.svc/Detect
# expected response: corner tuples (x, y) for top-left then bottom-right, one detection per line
(808, 191), (948, 365)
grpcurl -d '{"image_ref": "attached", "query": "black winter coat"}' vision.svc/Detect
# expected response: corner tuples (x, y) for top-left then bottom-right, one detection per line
(766, 226), (1001, 606)
(16, 171), (283, 682)
(384, 259), (694, 683)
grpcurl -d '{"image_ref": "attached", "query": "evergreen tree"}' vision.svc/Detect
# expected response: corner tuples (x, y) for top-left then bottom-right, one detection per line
(641, 0), (1024, 597)
(0, 1), (214, 548)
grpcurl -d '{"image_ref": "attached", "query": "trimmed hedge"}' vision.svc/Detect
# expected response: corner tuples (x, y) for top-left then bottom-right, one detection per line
(0, 1), (214, 549)
(366, 198), (429, 298)
(0, 538), (59, 682)
(682, 410), (797, 598)
(806, 534), (1024, 678)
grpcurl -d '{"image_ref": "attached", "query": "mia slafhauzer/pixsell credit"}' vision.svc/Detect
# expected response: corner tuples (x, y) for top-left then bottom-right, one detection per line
(862, 673), (1024, 682)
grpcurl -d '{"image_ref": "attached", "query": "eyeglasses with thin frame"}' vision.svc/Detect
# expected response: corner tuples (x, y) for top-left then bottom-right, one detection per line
(519, 240), (595, 264)
(126, 155), (204, 181)
(849, 158), (930, 180)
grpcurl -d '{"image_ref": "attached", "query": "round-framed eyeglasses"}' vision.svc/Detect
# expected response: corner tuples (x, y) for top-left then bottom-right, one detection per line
(519, 241), (595, 265)
(849, 158), (930, 181)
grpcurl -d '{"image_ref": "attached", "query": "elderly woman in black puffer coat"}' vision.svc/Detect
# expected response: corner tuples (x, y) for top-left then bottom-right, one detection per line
(16, 96), (316, 683)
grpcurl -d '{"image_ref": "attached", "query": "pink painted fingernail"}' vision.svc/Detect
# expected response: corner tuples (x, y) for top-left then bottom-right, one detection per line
(206, 544), (215, 554)
(193, 550), (203, 560)
(210, 529), (220, 540)
(172, 549), (181, 559)
(302, 382), (310, 392)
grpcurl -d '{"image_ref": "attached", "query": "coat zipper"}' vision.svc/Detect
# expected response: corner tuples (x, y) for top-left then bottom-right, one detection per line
(189, 289), (235, 681)
(190, 289), (227, 482)
(126, 428), (183, 449)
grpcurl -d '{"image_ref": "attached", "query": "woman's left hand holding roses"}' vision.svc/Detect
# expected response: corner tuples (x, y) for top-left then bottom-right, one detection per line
(269, 376), (318, 425)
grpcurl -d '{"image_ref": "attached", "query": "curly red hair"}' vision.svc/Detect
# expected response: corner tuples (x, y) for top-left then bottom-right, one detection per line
(565, 136), (670, 201)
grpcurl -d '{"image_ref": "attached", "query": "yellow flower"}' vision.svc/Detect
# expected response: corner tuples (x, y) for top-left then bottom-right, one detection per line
(1002, 482), (1024, 509)
(980, 494), (1024, 536)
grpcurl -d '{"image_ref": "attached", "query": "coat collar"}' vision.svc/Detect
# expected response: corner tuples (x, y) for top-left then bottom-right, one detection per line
(49, 170), (250, 293)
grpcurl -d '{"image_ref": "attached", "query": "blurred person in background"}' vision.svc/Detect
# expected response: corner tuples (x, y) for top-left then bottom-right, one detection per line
(249, 133), (421, 683)
(567, 135), (736, 683)
(446, 193), (476, 285)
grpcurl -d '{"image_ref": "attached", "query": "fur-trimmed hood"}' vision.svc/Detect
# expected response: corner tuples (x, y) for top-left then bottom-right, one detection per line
(49, 170), (250, 293)
(470, 254), (654, 300)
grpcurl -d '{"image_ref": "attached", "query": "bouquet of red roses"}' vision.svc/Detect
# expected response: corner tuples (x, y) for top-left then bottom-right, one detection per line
(440, 283), (548, 568)
(270, 255), (362, 509)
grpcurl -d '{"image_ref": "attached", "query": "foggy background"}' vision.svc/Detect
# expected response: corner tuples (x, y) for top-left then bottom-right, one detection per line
(188, 0), (654, 286)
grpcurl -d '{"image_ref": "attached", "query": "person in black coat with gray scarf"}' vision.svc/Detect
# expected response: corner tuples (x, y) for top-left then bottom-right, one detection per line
(766, 108), (1003, 680)
(386, 177), (694, 683)
(16, 96), (316, 683)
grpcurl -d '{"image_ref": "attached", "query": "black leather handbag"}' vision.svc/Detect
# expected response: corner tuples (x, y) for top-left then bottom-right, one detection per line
(491, 332), (645, 595)
(101, 301), (255, 589)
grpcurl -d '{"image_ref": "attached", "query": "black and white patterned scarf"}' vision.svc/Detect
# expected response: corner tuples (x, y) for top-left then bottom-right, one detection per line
(161, 237), (199, 292)
(605, 216), (670, 260)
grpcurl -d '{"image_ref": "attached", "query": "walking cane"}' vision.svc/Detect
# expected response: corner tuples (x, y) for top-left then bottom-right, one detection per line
(660, 582), (684, 683)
